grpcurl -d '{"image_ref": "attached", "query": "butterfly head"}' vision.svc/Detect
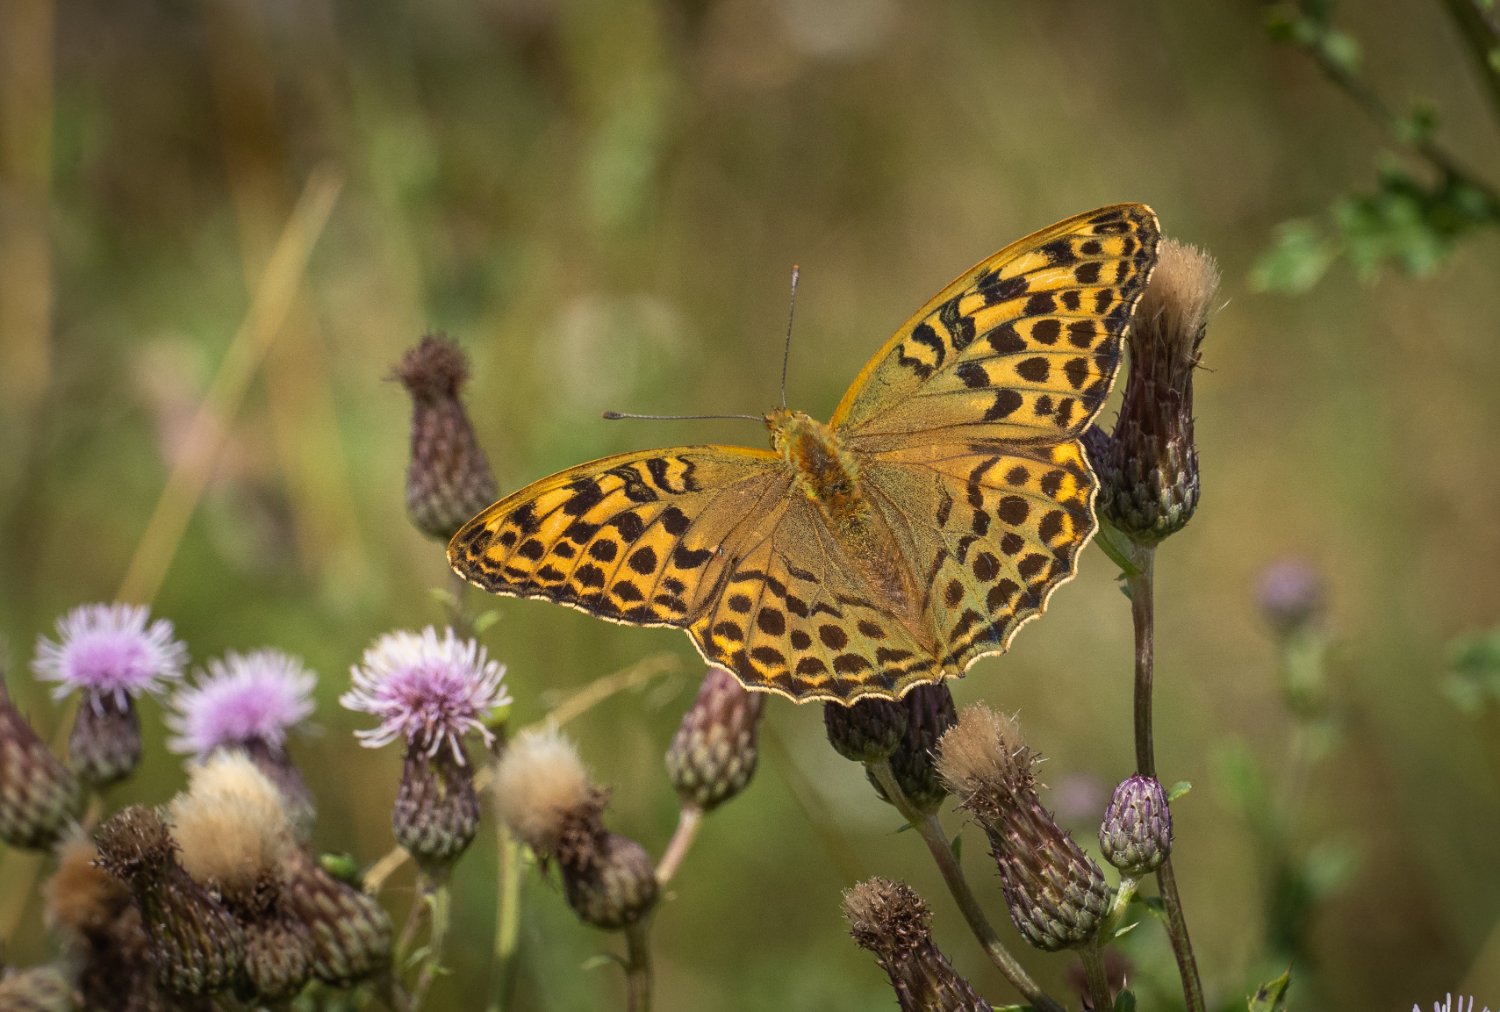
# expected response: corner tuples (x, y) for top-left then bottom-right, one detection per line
(766, 407), (865, 523)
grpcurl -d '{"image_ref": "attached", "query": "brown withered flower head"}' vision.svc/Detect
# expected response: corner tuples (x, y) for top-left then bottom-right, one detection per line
(495, 727), (658, 930)
(393, 333), (499, 541)
(843, 877), (992, 1012)
(665, 665), (766, 813)
(93, 805), (246, 998)
(1085, 238), (1220, 545)
(936, 705), (1111, 952)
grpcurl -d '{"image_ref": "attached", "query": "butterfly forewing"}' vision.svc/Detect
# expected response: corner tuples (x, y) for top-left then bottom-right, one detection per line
(449, 447), (782, 628)
(833, 204), (1159, 449)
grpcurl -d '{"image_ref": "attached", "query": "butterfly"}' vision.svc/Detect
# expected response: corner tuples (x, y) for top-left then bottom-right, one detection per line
(449, 205), (1160, 704)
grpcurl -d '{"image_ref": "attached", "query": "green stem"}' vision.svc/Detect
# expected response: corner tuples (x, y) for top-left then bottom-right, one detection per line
(487, 824), (523, 1012)
(409, 878), (451, 1010)
(866, 760), (1064, 1012)
(1079, 942), (1114, 1010)
(654, 805), (704, 886)
(624, 921), (653, 1012)
(1126, 549), (1206, 1012)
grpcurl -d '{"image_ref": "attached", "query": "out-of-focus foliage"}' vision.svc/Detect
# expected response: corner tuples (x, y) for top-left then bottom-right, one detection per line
(2, 0), (1499, 1008)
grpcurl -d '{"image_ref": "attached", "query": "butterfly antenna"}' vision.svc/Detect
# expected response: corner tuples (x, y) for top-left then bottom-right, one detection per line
(780, 264), (800, 410)
(603, 411), (762, 422)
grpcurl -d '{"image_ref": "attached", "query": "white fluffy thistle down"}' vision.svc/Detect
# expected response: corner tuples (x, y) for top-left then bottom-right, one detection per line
(341, 627), (510, 763)
(32, 603), (188, 708)
(169, 751), (294, 892)
(492, 726), (594, 853)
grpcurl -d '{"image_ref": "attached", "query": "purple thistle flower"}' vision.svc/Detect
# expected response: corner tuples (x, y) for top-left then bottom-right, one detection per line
(32, 603), (188, 710)
(341, 627), (509, 764)
(167, 650), (316, 758)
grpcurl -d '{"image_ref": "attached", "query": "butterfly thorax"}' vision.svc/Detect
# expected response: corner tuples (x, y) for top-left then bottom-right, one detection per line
(767, 408), (867, 527)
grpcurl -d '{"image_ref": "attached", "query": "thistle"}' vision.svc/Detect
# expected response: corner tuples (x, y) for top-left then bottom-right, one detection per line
(393, 333), (499, 541)
(936, 705), (1110, 952)
(93, 805), (245, 997)
(0, 965), (73, 1012)
(168, 752), (312, 1001)
(280, 846), (393, 986)
(1099, 774), (1173, 877)
(843, 877), (992, 1012)
(824, 696), (907, 763)
(167, 648), (318, 832)
(1085, 238), (1220, 545)
(341, 626), (511, 872)
(665, 665), (766, 813)
(495, 727), (658, 930)
(0, 679), (81, 849)
(45, 836), (163, 1010)
(866, 682), (957, 814)
(32, 603), (188, 789)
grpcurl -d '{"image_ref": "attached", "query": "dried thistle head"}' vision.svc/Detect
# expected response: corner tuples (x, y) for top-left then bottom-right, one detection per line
(933, 703), (1034, 813)
(1087, 237), (1220, 545)
(45, 836), (131, 939)
(169, 751), (295, 898)
(843, 877), (992, 1012)
(493, 726), (597, 855)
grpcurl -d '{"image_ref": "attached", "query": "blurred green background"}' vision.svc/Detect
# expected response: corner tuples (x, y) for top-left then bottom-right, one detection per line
(2, 1), (1498, 1009)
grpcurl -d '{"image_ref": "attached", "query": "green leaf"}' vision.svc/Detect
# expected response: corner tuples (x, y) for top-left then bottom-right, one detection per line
(1114, 990), (1138, 1012)
(472, 609), (502, 635)
(1318, 28), (1361, 73)
(1446, 626), (1500, 714)
(1093, 520), (1143, 578)
(1251, 220), (1339, 292)
(1167, 780), (1192, 802)
(1248, 967), (1293, 1011)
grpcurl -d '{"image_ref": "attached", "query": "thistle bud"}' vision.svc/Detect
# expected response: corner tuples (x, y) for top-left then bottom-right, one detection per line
(94, 806), (245, 996)
(824, 697), (907, 763)
(393, 748), (482, 873)
(1099, 775), (1172, 876)
(843, 877), (992, 1012)
(1087, 239), (1219, 545)
(169, 753), (311, 1001)
(665, 666), (766, 812)
(495, 728), (658, 930)
(1257, 557), (1326, 636)
(280, 847), (392, 985)
(0, 965), (74, 1012)
(68, 692), (142, 790)
(393, 334), (499, 541)
(0, 682), (81, 849)
(936, 706), (1110, 951)
(867, 682), (957, 813)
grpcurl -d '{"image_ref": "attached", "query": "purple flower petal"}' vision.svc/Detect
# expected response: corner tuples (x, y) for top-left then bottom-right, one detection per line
(32, 603), (188, 707)
(167, 649), (317, 757)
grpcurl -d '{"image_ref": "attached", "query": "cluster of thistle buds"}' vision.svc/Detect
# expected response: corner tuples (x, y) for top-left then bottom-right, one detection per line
(0, 604), (416, 1007)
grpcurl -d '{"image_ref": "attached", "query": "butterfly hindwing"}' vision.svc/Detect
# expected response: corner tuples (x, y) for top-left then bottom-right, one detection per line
(832, 204), (1159, 449)
(861, 439), (1096, 675)
(687, 497), (939, 703)
(449, 447), (782, 628)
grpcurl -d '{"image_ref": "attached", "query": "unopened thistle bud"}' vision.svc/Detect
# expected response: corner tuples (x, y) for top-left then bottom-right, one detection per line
(0, 965), (73, 1012)
(1257, 557), (1326, 636)
(1086, 239), (1219, 545)
(280, 847), (392, 985)
(0, 681), (81, 849)
(393, 334), (499, 541)
(495, 728), (659, 930)
(341, 627), (510, 874)
(936, 706), (1110, 951)
(824, 697), (907, 763)
(32, 603), (188, 789)
(867, 682), (957, 814)
(94, 805), (245, 996)
(169, 752), (311, 1001)
(843, 877), (992, 1012)
(1099, 774), (1172, 876)
(665, 666), (766, 812)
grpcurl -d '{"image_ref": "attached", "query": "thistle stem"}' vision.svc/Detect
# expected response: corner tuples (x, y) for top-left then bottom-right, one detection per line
(488, 823), (522, 1012)
(1079, 942), (1114, 1010)
(655, 804), (704, 886)
(1126, 548), (1206, 1012)
(624, 921), (653, 1012)
(409, 877), (451, 1010)
(866, 760), (1063, 1012)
